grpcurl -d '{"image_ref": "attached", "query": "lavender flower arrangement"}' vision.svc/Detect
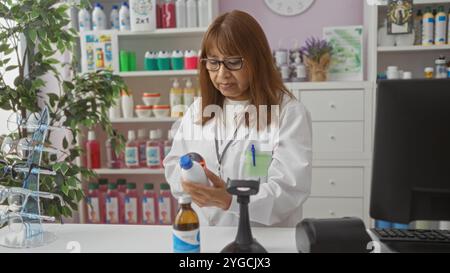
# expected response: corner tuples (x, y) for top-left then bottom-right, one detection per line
(300, 37), (333, 63)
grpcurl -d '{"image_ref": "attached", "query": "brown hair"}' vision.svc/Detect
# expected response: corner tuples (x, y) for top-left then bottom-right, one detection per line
(198, 10), (293, 126)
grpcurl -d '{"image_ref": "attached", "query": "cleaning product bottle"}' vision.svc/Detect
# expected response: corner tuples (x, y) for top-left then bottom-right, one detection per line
(164, 130), (174, 158)
(92, 3), (107, 30)
(170, 78), (184, 118)
(138, 128), (148, 167)
(434, 6), (447, 45)
(156, 0), (163, 28)
(186, 0), (198, 28)
(125, 130), (140, 168)
(176, 0), (187, 28)
(116, 178), (127, 223)
(179, 154), (208, 185)
(293, 56), (307, 82)
(106, 183), (120, 224)
(173, 195), (200, 253)
(413, 9), (423, 45)
(110, 5), (120, 30)
(146, 130), (164, 169)
(119, 1), (131, 31)
(121, 90), (134, 118)
(125, 182), (140, 224)
(142, 183), (158, 224)
(106, 132), (124, 169)
(184, 50), (198, 69)
(159, 183), (173, 225)
(98, 178), (109, 193)
(422, 7), (435, 46)
(86, 182), (103, 224)
(86, 130), (101, 169)
(78, 8), (91, 32)
(183, 78), (196, 111)
(162, 0), (176, 28)
(130, 0), (156, 32)
(144, 51), (158, 71)
(197, 0), (208, 27)
(171, 50), (185, 70)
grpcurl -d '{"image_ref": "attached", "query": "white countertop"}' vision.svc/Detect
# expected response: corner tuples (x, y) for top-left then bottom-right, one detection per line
(0, 224), (297, 253)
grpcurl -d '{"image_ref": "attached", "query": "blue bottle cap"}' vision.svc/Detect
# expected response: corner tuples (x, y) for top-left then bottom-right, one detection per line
(112, 5), (118, 9)
(179, 155), (193, 170)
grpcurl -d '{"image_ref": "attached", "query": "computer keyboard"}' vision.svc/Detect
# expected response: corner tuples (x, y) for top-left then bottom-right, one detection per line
(371, 228), (450, 244)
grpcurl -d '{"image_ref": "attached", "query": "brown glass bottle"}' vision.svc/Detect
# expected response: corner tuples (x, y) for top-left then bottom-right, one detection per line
(173, 195), (200, 253)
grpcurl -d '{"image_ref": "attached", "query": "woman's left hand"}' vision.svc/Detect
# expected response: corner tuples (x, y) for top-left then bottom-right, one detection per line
(182, 168), (232, 210)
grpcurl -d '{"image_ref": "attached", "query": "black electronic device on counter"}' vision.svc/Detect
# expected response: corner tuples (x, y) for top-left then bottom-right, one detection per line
(295, 217), (372, 253)
(221, 179), (267, 253)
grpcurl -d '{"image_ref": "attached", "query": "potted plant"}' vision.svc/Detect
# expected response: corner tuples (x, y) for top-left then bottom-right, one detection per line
(0, 0), (127, 220)
(301, 37), (333, 82)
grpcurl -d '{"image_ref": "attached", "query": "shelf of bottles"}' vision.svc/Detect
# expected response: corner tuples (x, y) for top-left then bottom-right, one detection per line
(84, 178), (178, 226)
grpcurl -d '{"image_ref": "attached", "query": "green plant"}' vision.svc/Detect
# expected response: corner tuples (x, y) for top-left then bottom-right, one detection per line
(0, 0), (127, 219)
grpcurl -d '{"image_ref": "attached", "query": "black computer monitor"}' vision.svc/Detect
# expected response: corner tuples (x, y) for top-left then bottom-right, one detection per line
(370, 79), (450, 224)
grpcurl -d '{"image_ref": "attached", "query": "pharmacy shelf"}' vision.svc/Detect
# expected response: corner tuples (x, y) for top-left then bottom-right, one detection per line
(110, 117), (179, 123)
(117, 27), (208, 38)
(118, 70), (198, 77)
(378, 45), (450, 52)
(94, 168), (165, 175)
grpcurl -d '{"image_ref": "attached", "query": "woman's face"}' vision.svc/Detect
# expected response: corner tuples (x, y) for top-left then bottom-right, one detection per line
(206, 46), (250, 101)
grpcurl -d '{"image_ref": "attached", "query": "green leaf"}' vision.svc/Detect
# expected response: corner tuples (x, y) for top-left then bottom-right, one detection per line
(61, 184), (69, 195)
(52, 162), (62, 171)
(67, 177), (77, 187)
(28, 29), (37, 43)
(60, 162), (69, 175)
(5, 65), (18, 71)
(62, 136), (68, 149)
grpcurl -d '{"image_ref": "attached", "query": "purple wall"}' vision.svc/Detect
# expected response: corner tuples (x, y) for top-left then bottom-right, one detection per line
(219, 0), (364, 50)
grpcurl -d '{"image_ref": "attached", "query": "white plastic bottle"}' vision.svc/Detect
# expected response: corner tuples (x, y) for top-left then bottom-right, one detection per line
(92, 3), (107, 30)
(119, 2), (131, 31)
(130, 0), (156, 32)
(422, 7), (434, 46)
(170, 78), (184, 118)
(175, 0), (187, 28)
(121, 91), (134, 118)
(186, 0), (198, 28)
(434, 6), (447, 45)
(197, 0), (208, 27)
(78, 8), (91, 32)
(110, 5), (120, 30)
(179, 155), (208, 185)
(183, 78), (195, 110)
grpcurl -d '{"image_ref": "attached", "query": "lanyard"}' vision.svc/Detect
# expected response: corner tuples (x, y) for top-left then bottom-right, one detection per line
(214, 128), (238, 179)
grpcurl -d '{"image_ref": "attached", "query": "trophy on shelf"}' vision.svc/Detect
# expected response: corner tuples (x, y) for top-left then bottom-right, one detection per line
(0, 107), (66, 248)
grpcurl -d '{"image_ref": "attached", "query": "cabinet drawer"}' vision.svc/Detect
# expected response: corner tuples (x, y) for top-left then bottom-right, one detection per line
(301, 90), (364, 121)
(312, 122), (364, 154)
(311, 168), (364, 197)
(303, 198), (363, 219)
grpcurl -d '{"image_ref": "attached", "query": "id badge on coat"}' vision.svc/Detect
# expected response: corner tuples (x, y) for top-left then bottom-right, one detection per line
(243, 141), (273, 178)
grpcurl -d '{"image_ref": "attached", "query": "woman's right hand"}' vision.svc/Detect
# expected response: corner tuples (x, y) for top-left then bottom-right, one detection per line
(181, 168), (232, 210)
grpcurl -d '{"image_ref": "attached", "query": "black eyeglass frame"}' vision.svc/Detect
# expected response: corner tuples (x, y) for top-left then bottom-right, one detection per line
(200, 57), (245, 71)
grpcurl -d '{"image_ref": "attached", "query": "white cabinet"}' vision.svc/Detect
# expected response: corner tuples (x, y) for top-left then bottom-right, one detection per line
(286, 81), (373, 225)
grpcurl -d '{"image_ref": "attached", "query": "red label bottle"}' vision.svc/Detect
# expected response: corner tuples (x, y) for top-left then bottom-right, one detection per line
(86, 131), (101, 169)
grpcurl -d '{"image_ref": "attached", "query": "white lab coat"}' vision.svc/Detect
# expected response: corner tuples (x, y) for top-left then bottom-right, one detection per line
(163, 93), (312, 227)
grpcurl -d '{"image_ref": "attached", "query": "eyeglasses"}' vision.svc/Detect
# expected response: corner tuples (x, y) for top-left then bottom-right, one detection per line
(201, 57), (244, 71)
